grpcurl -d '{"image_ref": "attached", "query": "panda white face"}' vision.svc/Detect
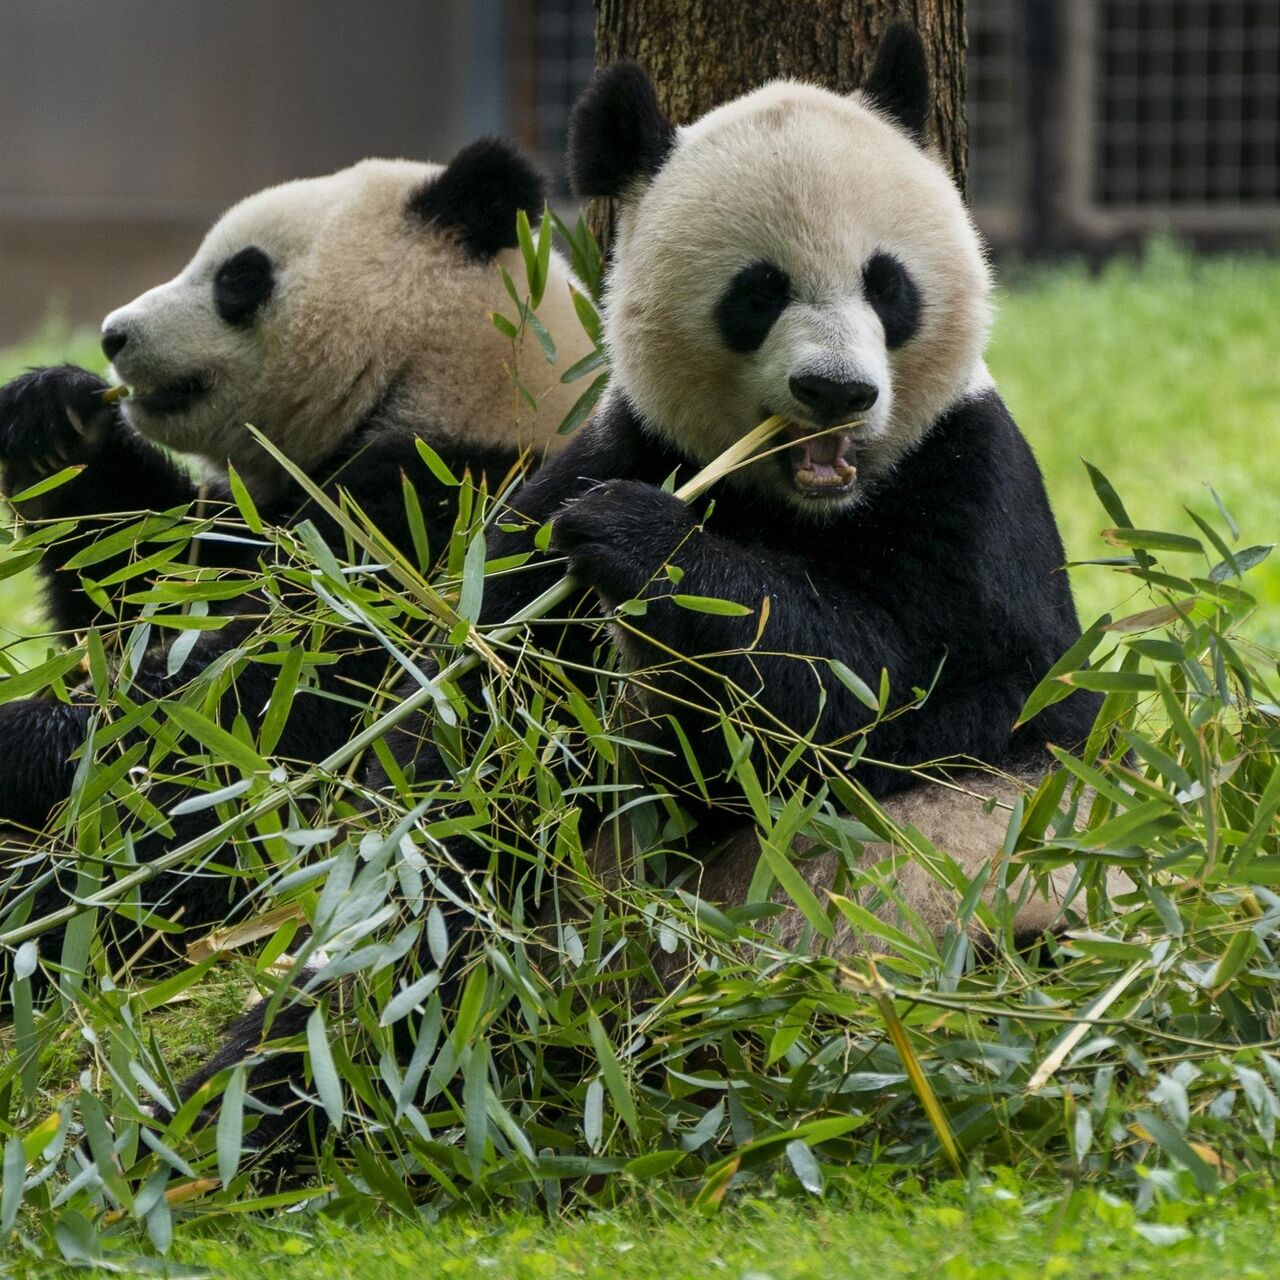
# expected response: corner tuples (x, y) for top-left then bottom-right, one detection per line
(100, 149), (590, 496)
(581, 70), (993, 518)
(102, 175), (334, 473)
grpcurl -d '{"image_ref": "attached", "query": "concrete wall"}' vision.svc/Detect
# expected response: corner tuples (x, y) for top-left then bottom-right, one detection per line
(0, 0), (508, 345)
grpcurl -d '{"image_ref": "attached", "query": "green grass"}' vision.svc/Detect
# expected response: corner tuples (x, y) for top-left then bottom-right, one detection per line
(10, 1179), (1280, 1278)
(989, 241), (1280, 642)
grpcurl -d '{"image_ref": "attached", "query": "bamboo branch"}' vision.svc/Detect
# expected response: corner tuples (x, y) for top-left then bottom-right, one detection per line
(4, 413), (861, 948)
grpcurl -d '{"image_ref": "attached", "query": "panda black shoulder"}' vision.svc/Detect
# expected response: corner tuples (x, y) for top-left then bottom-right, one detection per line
(507, 394), (682, 526)
(877, 388), (1051, 522)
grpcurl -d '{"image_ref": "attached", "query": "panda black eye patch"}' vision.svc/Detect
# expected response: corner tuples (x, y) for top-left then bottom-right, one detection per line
(715, 260), (791, 353)
(213, 247), (275, 326)
(862, 251), (921, 349)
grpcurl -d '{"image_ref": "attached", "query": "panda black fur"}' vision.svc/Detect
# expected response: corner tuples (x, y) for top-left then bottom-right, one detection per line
(0, 139), (591, 969)
(179, 26), (1104, 1157)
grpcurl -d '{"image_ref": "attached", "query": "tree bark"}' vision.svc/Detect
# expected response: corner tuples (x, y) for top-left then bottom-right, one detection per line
(591, 0), (967, 245)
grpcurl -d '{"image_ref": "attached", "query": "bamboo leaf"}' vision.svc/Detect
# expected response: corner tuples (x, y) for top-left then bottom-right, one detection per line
(226, 463), (263, 534)
(464, 1036), (490, 1176)
(785, 1138), (824, 1195)
(669, 593), (752, 616)
(380, 971), (441, 1026)
(6, 463), (85, 504)
(588, 1013), (639, 1139)
(557, 371), (607, 435)
(1210, 927), (1259, 995)
(1101, 528), (1204, 554)
(216, 1067), (246, 1186)
(307, 1007), (345, 1131)
(1016, 613), (1112, 725)
(828, 660), (879, 710)
(759, 836), (833, 939)
(164, 702), (267, 776)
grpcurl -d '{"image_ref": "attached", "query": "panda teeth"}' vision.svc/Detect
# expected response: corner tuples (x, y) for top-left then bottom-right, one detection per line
(795, 462), (857, 491)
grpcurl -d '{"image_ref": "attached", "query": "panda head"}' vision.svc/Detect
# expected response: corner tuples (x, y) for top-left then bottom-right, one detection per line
(101, 140), (588, 493)
(568, 24), (993, 516)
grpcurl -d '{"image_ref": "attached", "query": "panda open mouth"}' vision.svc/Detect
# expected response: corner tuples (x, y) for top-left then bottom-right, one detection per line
(785, 422), (857, 497)
(127, 374), (209, 417)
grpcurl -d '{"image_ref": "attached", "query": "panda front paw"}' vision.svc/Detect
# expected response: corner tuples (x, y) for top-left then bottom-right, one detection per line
(0, 365), (116, 501)
(551, 479), (694, 604)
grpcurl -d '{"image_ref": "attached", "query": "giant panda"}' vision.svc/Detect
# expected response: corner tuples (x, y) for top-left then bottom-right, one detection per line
(375, 26), (1103, 942)
(175, 26), (1106, 1160)
(0, 138), (592, 981)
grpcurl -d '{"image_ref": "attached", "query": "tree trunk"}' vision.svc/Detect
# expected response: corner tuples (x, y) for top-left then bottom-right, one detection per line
(591, 0), (967, 245)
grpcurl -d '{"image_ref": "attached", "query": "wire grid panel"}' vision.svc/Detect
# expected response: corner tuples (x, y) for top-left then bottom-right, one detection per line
(532, 0), (597, 191)
(966, 0), (1026, 241)
(1069, 0), (1280, 233)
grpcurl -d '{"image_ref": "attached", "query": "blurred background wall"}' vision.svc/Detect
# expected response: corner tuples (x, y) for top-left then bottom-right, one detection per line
(1, 0), (1276, 344)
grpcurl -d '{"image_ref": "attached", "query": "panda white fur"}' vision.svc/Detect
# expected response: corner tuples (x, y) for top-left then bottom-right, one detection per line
(0, 138), (592, 973)
(99, 148), (587, 498)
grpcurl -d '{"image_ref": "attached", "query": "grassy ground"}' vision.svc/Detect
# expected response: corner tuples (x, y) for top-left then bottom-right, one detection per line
(989, 241), (1280, 641)
(2, 246), (1277, 1273)
(10, 1179), (1280, 1278)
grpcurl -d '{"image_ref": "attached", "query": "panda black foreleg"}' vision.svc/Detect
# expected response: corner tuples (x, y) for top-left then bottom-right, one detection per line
(0, 365), (198, 634)
(549, 479), (916, 785)
(165, 834), (498, 1170)
(546, 477), (1080, 800)
(166, 995), (324, 1173)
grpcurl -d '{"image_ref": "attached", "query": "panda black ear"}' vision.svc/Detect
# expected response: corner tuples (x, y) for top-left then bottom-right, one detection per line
(568, 61), (676, 200)
(862, 22), (930, 144)
(408, 137), (546, 260)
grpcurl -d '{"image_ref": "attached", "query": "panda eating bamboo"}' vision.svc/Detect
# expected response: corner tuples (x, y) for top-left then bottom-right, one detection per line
(0, 138), (592, 976)
(377, 24), (1102, 943)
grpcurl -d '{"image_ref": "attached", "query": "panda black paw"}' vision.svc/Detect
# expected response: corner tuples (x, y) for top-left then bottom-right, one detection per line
(552, 480), (693, 602)
(0, 365), (116, 500)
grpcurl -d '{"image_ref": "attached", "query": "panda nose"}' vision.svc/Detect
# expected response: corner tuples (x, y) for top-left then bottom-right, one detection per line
(101, 327), (129, 362)
(788, 374), (879, 423)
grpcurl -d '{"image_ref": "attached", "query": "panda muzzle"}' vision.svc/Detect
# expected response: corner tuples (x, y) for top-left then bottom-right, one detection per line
(787, 423), (856, 494)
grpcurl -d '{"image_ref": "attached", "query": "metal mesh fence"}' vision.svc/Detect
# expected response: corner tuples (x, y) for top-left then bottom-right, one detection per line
(531, 0), (596, 189)
(967, 0), (1025, 217)
(1094, 0), (1279, 208)
(524, 0), (1280, 243)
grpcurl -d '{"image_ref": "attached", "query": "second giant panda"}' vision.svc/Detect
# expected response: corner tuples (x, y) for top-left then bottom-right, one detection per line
(0, 138), (592, 979)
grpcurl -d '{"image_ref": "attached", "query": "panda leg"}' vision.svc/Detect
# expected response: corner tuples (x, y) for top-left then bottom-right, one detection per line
(168, 912), (462, 1166)
(168, 997), (325, 1171)
(0, 698), (93, 828)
